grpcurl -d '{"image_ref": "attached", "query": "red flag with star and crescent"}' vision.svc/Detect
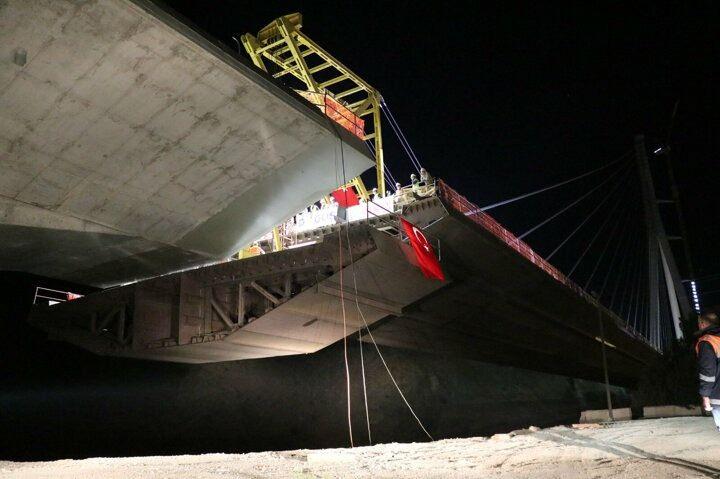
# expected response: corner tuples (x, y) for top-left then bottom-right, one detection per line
(401, 218), (445, 281)
(330, 185), (360, 208)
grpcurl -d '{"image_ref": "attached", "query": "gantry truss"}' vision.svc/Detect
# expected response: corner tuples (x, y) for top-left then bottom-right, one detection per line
(240, 13), (386, 196)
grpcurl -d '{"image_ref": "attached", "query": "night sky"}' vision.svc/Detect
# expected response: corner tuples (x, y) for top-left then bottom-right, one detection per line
(159, 1), (718, 306)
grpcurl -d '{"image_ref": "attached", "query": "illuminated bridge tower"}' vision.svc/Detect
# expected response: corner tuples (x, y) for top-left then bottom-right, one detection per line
(634, 134), (693, 342)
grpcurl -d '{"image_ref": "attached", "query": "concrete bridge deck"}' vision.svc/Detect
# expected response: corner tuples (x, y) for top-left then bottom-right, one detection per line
(27, 192), (658, 386)
(0, 0), (373, 287)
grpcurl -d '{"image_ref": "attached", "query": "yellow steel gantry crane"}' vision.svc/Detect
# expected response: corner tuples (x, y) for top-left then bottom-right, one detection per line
(240, 13), (385, 198)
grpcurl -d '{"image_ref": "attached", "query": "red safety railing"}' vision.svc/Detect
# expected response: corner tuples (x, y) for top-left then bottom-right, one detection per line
(324, 95), (365, 139)
(296, 90), (365, 139)
(436, 180), (655, 350)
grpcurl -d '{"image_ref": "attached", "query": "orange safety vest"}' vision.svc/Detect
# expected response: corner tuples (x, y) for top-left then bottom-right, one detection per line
(696, 334), (720, 357)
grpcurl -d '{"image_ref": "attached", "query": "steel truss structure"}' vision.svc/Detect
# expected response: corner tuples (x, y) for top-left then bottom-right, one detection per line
(240, 13), (386, 196)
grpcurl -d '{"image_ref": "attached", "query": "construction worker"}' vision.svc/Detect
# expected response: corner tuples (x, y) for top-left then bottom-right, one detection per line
(696, 312), (720, 432)
(420, 167), (432, 185)
(371, 187), (379, 201)
(410, 173), (419, 193)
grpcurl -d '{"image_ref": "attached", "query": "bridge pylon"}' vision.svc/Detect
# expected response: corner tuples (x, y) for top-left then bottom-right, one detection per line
(634, 134), (693, 342)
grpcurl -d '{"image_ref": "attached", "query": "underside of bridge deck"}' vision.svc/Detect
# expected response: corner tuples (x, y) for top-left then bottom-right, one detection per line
(0, 0), (373, 287)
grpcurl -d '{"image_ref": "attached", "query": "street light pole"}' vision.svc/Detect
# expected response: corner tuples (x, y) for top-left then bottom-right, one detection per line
(593, 292), (614, 422)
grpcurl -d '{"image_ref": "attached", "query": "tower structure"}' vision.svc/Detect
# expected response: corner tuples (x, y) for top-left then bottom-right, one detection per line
(634, 134), (693, 341)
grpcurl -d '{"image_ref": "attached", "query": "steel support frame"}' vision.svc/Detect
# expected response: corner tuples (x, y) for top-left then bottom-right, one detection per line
(240, 14), (385, 196)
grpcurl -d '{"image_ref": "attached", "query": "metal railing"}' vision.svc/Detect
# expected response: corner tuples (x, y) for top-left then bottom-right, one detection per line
(295, 90), (365, 139)
(33, 286), (83, 306)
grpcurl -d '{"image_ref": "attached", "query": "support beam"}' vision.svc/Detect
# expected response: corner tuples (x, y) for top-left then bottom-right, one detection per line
(319, 74), (349, 89)
(250, 281), (281, 305)
(272, 227), (283, 252)
(96, 307), (120, 333)
(660, 247), (683, 339)
(117, 304), (126, 342)
(318, 282), (402, 315)
(283, 273), (293, 299)
(335, 86), (364, 99)
(372, 98), (385, 196)
(239, 34), (267, 72)
(274, 17), (318, 91)
(210, 297), (235, 331)
(237, 283), (245, 325)
(309, 62), (332, 74)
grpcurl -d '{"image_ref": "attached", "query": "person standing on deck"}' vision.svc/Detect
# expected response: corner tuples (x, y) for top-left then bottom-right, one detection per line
(696, 312), (720, 432)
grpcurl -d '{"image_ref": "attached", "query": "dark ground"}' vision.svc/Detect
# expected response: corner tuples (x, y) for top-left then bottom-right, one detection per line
(0, 272), (631, 461)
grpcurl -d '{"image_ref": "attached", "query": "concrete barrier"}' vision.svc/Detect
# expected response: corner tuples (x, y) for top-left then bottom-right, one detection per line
(579, 408), (632, 423)
(643, 405), (701, 418)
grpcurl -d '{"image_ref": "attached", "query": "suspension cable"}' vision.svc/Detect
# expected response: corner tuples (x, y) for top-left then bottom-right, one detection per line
(519, 161), (629, 240)
(633, 261), (644, 340)
(630, 249), (644, 332)
(609, 225), (640, 313)
(567, 182), (631, 277)
(582, 197), (632, 291)
(636, 245), (648, 336)
(546, 168), (631, 260)
(621, 237), (644, 327)
(598, 208), (636, 298)
(607, 178), (643, 314)
(480, 150), (631, 211)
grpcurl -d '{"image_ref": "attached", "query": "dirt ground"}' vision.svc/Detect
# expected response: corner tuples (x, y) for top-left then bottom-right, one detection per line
(2, 417), (719, 478)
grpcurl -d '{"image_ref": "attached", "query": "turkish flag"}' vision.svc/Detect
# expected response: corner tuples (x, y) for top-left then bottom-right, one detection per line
(331, 186), (360, 208)
(401, 218), (445, 281)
